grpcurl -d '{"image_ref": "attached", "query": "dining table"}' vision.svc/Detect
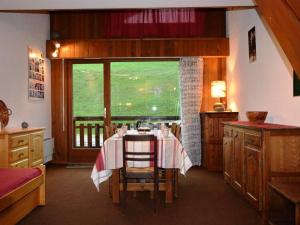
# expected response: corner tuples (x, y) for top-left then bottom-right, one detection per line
(91, 129), (192, 203)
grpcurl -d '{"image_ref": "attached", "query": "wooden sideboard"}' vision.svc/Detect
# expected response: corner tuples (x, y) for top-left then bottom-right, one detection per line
(200, 112), (238, 171)
(223, 121), (300, 211)
(0, 127), (45, 168)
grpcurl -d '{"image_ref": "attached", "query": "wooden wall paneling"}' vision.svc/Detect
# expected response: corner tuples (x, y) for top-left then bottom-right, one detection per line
(50, 10), (226, 40)
(203, 9), (226, 37)
(51, 59), (68, 163)
(201, 58), (226, 112)
(46, 38), (229, 59)
(74, 40), (89, 58)
(59, 40), (75, 59)
(255, 0), (300, 79)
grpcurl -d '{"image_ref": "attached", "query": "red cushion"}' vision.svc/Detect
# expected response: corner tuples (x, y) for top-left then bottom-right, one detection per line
(0, 168), (42, 198)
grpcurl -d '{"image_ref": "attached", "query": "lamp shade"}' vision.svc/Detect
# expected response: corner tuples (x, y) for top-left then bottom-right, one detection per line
(211, 81), (226, 98)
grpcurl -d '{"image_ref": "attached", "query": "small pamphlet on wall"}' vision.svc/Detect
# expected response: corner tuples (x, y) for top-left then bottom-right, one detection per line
(28, 47), (45, 100)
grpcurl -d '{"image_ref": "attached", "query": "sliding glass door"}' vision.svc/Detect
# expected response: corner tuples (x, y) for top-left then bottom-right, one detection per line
(67, 60), (180, 163)
(69, 62), (107, 162)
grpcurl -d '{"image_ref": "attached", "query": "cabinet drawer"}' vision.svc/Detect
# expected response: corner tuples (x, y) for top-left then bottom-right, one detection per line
(10, 146), (29, 162)
(10, 158), (29, 168)
(244, 132), (261, 148)
(10, 134), (29, 148)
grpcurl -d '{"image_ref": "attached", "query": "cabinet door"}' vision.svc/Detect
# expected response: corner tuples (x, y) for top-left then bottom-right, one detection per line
(245, 145), (261, 209)
(223, 136), (233, 182)
(29, 132), (44, 167)
(206, 144), (223, 171)
(232, 129), (244, 194)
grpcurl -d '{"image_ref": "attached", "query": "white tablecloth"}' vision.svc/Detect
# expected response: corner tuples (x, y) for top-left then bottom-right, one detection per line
(91, 130), (192, 190)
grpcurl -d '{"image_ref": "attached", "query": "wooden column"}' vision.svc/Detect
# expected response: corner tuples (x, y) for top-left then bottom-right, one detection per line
(51, 59), (68, 164)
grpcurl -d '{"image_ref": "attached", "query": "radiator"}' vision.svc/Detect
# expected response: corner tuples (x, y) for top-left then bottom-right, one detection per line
(44, 138), (54, 163)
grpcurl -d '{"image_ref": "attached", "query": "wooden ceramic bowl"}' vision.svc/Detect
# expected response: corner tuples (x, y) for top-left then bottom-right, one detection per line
(246, 111), (268, 123)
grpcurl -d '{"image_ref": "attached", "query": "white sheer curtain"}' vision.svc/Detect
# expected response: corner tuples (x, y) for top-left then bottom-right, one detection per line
(179, 57), (203, 166)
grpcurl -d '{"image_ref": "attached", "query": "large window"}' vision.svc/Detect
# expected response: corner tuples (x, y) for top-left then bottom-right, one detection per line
(111, 61), (180, 116)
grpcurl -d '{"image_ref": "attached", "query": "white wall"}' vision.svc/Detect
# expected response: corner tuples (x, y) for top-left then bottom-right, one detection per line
(0, 13), (51, 138)
(226, 9), (300, 126)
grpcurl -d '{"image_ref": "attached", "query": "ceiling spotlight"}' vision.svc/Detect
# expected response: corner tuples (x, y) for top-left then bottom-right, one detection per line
(52, 50), (58, 58)
(54, 42), (61, 49)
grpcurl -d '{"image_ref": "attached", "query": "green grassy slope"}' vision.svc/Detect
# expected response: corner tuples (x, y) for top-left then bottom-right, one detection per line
(73, 62), (180, 117)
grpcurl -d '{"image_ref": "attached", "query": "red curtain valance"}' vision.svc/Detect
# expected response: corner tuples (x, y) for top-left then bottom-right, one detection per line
(104, 8), (206, 38)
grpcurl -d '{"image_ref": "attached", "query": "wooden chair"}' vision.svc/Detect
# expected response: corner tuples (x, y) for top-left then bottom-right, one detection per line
(171, 123), (177, 135)
(173, 124), (181, 198)
(175, 124), (181, 140)
(105, 124), (117, 197)
(122, 134), (159, 213)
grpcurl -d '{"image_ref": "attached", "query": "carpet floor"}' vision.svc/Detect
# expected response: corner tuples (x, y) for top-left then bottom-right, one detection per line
(18, 165), (261, 225)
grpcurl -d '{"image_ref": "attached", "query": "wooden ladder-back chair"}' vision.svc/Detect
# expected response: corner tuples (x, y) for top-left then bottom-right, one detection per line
(171, 123), (177, 135)
(122, 134), (159, 213)
(175, 125), (181, 140)
(106, 123), (117, 197)
(174, 124), (182, 198)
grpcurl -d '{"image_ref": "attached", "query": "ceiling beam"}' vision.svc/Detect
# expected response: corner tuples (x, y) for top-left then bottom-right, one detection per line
(46, 38), (229, 59)
(255, 0), (300, 79)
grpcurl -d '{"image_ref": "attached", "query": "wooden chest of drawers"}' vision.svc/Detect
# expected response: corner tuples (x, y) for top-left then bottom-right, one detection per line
(223, 121), (300, 211)
(0, 127), (45, 168)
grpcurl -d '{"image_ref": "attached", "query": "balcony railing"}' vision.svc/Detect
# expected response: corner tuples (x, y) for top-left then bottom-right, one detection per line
(73, 116), (180, 149)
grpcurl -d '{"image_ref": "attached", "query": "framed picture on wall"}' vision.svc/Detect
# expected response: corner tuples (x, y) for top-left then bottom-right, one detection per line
(248, 26), (256, 63)
(293, 71), (300, 96)
(28, 47), (45, 100)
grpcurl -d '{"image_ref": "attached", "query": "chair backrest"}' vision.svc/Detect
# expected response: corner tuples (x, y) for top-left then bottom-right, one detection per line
(175, 125), (181, 140)
(171, 123), (177, 134)
(122, 135), (158, 169)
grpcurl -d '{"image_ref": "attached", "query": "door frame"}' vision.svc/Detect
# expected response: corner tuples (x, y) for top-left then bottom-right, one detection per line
(66, 59), (111, 163)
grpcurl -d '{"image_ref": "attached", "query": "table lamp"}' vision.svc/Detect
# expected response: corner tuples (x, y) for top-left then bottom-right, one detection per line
(211, 80), (226, 111)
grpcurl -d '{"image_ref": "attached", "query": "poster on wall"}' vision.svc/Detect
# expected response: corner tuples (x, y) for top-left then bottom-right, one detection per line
(28, 47), (45, 100)
(293, 71), (300, 96)
(248, 26), (256, 63)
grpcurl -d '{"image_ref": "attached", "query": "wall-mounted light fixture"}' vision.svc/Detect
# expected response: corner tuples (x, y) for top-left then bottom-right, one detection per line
(52, 42), (60, 58)
(211, 80), (226, 111)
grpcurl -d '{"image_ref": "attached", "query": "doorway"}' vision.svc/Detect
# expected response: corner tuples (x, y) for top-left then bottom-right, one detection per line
(68, 61), (110, 162)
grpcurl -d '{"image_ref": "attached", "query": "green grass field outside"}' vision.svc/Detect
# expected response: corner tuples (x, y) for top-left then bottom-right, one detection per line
(73, 61), (180, 117)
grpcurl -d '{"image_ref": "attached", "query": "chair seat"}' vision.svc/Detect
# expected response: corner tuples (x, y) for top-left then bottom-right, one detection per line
(125, 167), (155, 179)
(126, 167), (154, 173)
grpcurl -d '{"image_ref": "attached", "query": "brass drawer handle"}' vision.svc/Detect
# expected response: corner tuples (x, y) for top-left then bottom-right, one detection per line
(18, 140), (24, 144)
(18, 153), (24, 158)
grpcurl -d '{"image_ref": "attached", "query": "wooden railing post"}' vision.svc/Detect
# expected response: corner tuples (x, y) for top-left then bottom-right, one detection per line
(79, 124), (85, 147)
(87, 124), (92, 147)
(72, 116), (180, 149)
(95, 124), (100, 148)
